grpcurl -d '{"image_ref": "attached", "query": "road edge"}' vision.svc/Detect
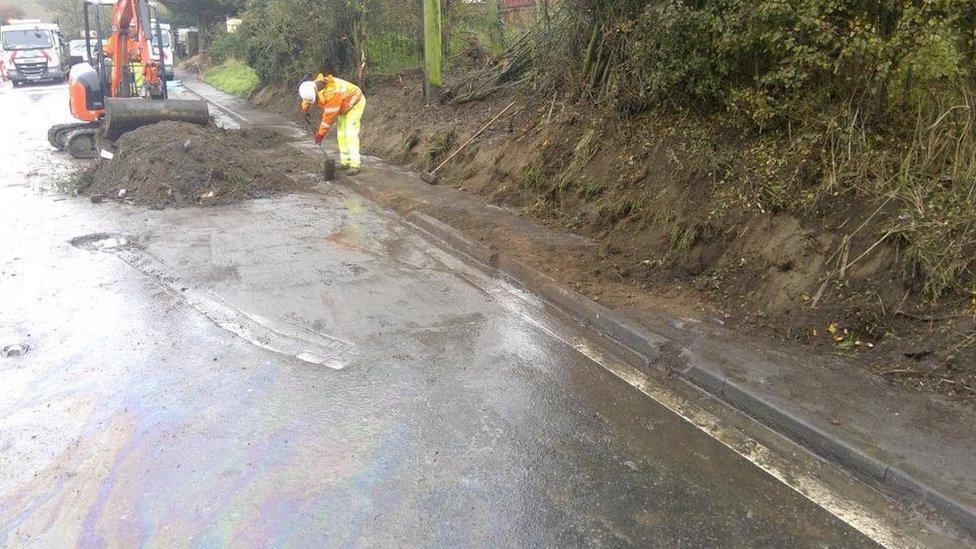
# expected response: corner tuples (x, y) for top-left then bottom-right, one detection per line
(336, 175), (976, 539)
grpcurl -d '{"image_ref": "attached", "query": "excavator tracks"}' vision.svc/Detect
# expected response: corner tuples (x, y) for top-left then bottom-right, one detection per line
(64, 128), (102, 159)
(48, 122), (100, 152)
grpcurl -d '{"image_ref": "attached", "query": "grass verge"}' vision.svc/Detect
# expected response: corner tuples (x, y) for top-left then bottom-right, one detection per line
(203, 59), (260, 98)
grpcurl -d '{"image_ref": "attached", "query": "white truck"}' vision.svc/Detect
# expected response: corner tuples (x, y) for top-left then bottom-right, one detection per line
(0, 20), (70, 86)
(151, 22), (175, 80)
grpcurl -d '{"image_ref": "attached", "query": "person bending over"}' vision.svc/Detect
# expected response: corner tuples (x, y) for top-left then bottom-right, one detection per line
(299, 72), (366, 175)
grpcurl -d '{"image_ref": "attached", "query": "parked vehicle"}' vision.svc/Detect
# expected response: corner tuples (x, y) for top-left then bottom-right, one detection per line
(68, 39), (89, 66)
(0, 20), (70, 86)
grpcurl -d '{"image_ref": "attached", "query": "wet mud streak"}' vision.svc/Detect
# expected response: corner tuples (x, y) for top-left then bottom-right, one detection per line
(324, 229), (363, 253)
(70, 233), (356, 368)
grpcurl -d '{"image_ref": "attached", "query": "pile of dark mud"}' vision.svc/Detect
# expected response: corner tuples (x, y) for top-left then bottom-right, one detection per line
(77, 121), (314, 208)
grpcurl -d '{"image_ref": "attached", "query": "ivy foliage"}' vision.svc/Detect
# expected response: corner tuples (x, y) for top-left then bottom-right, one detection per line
(626, 0), (974, 127)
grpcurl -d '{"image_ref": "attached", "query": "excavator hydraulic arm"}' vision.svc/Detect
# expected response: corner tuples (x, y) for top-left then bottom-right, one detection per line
(109, 0), (163, 98)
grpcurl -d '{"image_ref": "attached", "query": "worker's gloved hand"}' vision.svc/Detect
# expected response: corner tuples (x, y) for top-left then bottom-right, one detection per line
(314, 123), (329, 145)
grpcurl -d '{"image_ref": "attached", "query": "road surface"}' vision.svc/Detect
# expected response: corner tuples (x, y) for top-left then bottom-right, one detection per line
(0, 81), (941, 547)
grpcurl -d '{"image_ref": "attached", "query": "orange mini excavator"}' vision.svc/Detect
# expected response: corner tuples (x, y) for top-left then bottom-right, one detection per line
(48, 0), (209, 158)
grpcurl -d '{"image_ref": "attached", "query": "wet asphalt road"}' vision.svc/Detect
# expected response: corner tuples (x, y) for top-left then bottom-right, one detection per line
(0, 82), (877, 546)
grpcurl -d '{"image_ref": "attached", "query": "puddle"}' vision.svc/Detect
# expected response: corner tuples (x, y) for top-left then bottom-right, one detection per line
(70, 233), (130, 251)
(1, 343), (29, 358)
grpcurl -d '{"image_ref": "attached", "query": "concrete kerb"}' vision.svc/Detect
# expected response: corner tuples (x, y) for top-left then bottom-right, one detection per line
(403, 211), (500, 268)
(719, 380), (890, 482)
(346, 176), (976, 537)
(884, 463), (976, 540)
(400, 209), (667, 364)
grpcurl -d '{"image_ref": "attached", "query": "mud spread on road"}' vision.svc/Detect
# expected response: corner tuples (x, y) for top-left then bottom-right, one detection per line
(76, 121), (314, 208)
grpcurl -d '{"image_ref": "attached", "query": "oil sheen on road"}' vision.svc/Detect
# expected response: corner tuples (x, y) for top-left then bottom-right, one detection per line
(0, 81), (876, 546)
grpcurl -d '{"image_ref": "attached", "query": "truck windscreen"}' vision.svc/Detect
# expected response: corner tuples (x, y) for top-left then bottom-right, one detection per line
(153, 32), (171, 47)
(1, 29), (54, 50)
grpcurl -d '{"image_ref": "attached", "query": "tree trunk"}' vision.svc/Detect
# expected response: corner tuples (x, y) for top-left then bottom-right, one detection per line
(354, 0), (367, 84)
(423, 0), (442, 104)
(197, 15), (213, 70)
(486, 0), (503, 54)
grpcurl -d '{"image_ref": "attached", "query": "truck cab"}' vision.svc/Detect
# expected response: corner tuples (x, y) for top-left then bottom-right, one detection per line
(0, 20), (70, 86)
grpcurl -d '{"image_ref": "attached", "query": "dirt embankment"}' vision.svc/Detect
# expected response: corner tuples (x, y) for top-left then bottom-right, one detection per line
(357, 75), (975, 401)
(76, 121), (316, 208)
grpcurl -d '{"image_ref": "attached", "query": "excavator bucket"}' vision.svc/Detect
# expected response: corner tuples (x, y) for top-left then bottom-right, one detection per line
(103, 97), (211, 140)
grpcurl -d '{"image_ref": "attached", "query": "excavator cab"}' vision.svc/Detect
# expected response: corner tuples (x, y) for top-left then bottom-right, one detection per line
(49, 0), (209, 158)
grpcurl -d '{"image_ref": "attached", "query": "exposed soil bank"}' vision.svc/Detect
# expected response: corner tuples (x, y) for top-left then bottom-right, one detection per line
(76, 121), (315, 208)
(350, 74), (975, 402)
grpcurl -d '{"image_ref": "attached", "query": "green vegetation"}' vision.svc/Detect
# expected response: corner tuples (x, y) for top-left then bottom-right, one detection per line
(458, 0), (976, 298)
(161, 0), (244, 53)
(235, 0), (362, 84)
(53, 168), (93, 194)
(203, 59), (260, 97)
(579, 179), (604, 199)
(213, 0), (498, 84)
(210, 28), (250, 65)
(366, 33), (422, 75)
(521, 166), (543, 192)
(485, 0), (502, 54)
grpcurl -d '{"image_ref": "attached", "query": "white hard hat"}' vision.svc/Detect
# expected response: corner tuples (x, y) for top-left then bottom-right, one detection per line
(299, 81), (317, 102)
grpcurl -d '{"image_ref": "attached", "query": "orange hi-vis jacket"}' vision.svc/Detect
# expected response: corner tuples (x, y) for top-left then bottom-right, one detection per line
(302, 74), (364, 137)
(103, 35), (141, 62)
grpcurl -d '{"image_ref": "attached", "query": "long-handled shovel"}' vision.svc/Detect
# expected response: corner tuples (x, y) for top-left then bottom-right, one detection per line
(421, 100), (518, 185)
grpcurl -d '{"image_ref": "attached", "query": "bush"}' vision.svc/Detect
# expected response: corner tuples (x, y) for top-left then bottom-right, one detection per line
(237, 0), (361, 85)
(210, 28), (249, 65)
(228, 0), (497, 85)
(523, 0), (974, 128)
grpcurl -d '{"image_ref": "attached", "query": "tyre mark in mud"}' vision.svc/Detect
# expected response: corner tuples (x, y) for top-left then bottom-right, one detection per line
(70, 233), (356, 369)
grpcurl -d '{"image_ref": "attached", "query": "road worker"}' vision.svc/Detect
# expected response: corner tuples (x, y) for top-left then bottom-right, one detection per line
(299, 72), (366, 175)
(103, 34), (144, 91)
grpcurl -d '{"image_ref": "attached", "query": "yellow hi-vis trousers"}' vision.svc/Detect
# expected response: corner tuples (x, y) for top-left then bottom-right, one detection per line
(336, 97), (365, 168)
(130, 63), (144, 89)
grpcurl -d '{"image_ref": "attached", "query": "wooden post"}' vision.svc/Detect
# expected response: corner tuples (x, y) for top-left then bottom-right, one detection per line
(354, 0), (368, 84)
(423, 0), (442, 104)
(486, 0), (503, 54)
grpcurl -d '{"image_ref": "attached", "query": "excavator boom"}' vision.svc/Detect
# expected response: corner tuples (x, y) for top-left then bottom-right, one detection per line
(109, 0), (163, 98)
